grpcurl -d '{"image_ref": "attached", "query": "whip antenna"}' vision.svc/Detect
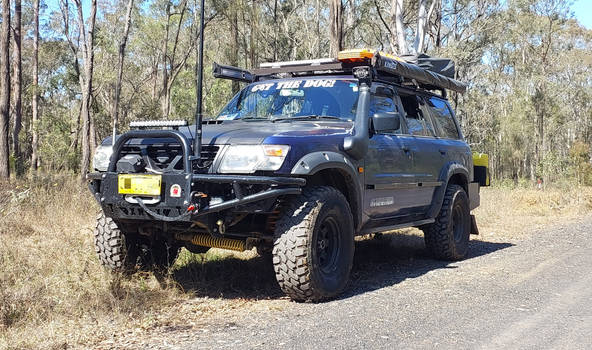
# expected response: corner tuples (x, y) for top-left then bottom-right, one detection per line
(193, 0), (206, 161)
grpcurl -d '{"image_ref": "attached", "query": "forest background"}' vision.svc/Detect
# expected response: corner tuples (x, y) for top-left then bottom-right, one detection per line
(1, 1), (592, 347)
(0, 0), (591, 185)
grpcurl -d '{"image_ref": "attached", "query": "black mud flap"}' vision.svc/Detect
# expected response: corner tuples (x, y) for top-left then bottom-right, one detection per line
(470, 214), (479, 235)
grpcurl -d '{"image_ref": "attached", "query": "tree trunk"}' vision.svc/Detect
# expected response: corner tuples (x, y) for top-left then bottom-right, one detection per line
(435, 0), (442, 48)
(76, 0), (98, 181)
(315, 0), (320, 56)
(391, 0), (407, 54)
(413, 0), (428, 54)
(31, 0), (40, 171)
(273, 0), (278, 60)
(329, 0), (343, 57)
(160, 1), (172, 118)
(249, 0), (258, 68)
(0, 0), (10, 178)
(11, 0), (22, 176)
(413, 0), (436, 54)
(161, 0), (190, 118)
(112, 0), (134, 146)
(90, 113), (97, 155)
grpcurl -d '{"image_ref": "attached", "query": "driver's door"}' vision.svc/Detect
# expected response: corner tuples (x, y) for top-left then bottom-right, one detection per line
(364, 85), (415, 219)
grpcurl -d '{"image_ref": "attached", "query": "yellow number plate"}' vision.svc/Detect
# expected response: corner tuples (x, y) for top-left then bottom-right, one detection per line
(118, 174), (162, 196)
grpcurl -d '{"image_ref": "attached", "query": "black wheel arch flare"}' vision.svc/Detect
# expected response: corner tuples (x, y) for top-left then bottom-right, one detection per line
(427, 162), (470, 219)
(291, 151), (363, 232)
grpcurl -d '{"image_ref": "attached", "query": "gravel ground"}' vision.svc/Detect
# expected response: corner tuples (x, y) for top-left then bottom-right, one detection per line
(108, 216), (592, 350)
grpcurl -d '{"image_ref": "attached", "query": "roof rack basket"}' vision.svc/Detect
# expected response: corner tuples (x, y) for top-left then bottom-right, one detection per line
(212, 49), (467, 94)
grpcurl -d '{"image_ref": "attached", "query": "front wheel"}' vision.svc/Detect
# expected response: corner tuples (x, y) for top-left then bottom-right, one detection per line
(423, 184), (471, 261)
(95, 213), (141, 271)
(94, 212), (179, 272)
(272, 186), (354, 302)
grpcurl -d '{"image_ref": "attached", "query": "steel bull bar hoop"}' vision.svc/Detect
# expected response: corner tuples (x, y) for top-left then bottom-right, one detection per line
(108, 129), (193, 173)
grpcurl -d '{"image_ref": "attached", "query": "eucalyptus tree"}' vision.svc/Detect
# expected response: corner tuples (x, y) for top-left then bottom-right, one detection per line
(0, 0), (10, 178)
(12, 0), (23, 176)
(31, 0), (41, 171)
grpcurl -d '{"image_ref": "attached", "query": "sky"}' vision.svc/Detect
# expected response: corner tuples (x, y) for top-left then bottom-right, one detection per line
(572, 0), (592, 29)
(45, 0), (591, 29)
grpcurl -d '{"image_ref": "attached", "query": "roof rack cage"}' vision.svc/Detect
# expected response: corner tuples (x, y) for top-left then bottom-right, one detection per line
(212, 50), (467, 94)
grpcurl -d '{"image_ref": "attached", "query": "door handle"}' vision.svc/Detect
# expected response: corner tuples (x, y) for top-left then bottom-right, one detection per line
(439, 149), (447, 156)
(402, 146), (412, 159)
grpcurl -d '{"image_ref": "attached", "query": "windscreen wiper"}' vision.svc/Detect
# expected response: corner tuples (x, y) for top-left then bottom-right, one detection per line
(272, 115), (343, 122)
(240, 116), (268, 121)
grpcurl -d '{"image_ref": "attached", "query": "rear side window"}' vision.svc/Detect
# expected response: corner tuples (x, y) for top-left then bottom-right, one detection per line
(399, 95), (435, 137)
(428, 98), (459, 139)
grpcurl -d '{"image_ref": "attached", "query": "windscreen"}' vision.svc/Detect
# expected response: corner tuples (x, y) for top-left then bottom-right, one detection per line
(217, 78), (359, 121)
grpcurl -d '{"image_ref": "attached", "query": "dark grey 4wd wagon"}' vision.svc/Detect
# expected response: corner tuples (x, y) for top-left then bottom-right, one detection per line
(88, 49), (487, 301)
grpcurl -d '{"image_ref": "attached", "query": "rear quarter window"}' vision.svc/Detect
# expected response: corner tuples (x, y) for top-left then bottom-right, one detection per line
(428, 98), (460, 139)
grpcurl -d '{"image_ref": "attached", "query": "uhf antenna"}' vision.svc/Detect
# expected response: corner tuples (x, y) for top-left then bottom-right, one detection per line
(193, 0), (206, 162)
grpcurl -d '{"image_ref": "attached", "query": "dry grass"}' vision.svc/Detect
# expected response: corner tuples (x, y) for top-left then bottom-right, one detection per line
(0, 177), (591, 349)
(0, 176), (189, 349)
(474, 185), (592, 241)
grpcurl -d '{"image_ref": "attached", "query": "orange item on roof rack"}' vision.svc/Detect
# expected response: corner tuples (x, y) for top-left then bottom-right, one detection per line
(337, 49), (374, 63)
(338, 49), (406, 64)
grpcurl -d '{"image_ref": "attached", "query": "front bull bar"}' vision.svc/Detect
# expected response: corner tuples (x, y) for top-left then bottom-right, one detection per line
(87, 130), (305, 222)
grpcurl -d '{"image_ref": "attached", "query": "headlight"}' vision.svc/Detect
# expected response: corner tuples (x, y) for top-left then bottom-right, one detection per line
(93, 145), (113, 172)
(218, 145), (290, 174)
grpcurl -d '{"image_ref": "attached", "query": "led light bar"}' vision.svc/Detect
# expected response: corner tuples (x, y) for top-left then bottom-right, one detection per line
(129, 120), (188, 128)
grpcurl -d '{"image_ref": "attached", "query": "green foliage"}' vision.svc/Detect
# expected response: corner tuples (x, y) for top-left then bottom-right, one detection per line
(3, 0), (591, 185)
(570, 141), (592, 185)
(37, 106), (79, 172)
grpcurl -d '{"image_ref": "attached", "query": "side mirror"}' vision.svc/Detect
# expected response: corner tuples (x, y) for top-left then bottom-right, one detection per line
(371, 112), (401, 134)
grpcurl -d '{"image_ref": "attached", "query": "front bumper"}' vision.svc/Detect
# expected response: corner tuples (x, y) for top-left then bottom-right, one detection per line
(88, 172), (305, 222)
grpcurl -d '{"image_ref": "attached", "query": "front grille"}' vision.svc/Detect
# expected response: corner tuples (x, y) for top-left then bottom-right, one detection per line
(200, 145), (219, 162)
(194, 145), (220, 173)
(119, 143), (220, 173)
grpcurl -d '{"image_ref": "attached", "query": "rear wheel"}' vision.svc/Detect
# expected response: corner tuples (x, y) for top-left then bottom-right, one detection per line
(423, 184), (471, 260)
(272, 186), (354, 302)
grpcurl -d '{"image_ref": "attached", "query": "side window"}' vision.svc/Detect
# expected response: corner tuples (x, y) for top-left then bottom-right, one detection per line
(428, 97), (460, 139)
(399, 95), (435, 137)
(369, 92), (402, 135)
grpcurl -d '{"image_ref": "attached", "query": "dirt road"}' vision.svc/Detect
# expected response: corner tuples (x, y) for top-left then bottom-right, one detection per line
(112, 216), (592, 349)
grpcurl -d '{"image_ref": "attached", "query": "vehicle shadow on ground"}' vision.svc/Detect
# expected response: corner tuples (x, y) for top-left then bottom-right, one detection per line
(171, 252), (284, 299)
(341, 235), (513, 299)
(170, 233), (513, 300)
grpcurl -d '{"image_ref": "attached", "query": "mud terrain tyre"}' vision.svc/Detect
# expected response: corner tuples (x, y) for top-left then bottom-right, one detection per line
(272, 186), (354, 302)
(94, 212), (179, 271)
(424, 184), (471, 261)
